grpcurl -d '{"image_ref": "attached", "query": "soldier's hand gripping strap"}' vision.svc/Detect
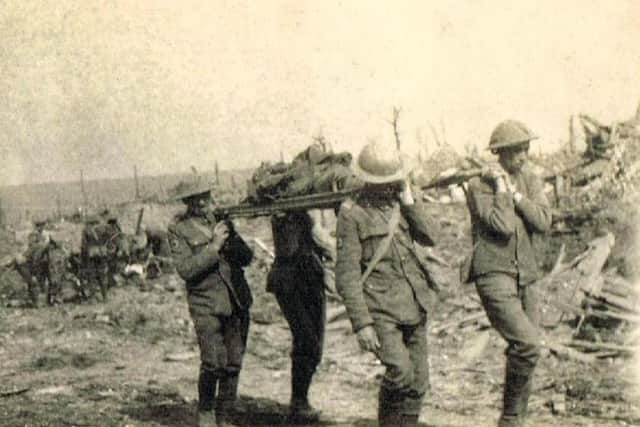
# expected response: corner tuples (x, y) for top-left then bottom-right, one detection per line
(356, 201), (401, 288)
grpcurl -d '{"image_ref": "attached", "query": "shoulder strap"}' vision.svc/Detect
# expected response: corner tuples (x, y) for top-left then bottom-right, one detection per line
(357, 202), (401, 287)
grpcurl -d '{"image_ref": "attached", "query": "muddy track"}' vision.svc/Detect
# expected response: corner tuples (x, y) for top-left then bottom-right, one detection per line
(0, 205), (637, 427)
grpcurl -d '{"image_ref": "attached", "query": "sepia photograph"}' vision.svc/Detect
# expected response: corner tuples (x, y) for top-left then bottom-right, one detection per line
(0, 1), (639, 426)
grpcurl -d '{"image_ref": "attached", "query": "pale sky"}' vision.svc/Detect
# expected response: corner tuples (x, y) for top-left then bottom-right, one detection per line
(1, 0), (639, 185)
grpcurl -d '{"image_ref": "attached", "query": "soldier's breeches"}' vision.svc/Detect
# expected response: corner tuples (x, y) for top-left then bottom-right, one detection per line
(475, 273), (541, 367)
(476, 273), (541, 423)
(47, 251), (66, 302)
(375, 319), (429, 416)
(85, 258), (109, 298)
(274, 274), (326, 370)
(191, 309), (249, 376)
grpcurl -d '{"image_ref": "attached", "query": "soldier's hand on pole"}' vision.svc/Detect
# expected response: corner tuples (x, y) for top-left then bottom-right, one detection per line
(504, 174), (517, 194)
(482, 166), (508, 193)
(211, 221), (230, 251)
(398, 178), (415, 206)
(357, 325), (381, 354)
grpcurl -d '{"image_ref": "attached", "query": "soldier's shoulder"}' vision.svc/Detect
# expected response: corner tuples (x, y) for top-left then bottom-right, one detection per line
(168, 216), (188, 235)
(167, 218), (189, 250)
(521, 164), (545, 181)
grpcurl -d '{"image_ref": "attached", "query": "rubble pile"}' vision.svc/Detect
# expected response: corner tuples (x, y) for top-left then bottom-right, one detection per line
(553, 113), (640, 221)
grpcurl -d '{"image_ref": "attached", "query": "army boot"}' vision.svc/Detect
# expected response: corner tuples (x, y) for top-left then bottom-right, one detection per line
(378, 387), (402, 427)
(400, 415), (419, 427)
(99, 276), (109, 302)
(216, 374), (239, 427)
(289, 360), (320, 424)
(28, 281), (44, 308)
(378, 414), (402, 427)
(47, 285), (64, 306)
(197, 410), (217, 427)
(498, 361), (533, 427)
(197, 370), (218, 427)
(517, 371), (535, 427)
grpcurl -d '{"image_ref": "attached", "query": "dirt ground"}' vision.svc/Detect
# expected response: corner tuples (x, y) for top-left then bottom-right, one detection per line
(1, 204), (638, 427)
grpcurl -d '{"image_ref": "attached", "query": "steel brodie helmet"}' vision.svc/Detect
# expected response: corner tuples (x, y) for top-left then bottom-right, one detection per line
(355, 141), (407, 184)
(172, 180), (212, 202)
(488, 120), (538, 152)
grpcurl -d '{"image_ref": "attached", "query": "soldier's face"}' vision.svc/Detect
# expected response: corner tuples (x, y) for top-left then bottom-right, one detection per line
(498, 143), (529, 174)
(187, 194), (212, 214)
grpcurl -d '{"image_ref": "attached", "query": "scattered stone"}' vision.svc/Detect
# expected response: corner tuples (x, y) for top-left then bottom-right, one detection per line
(549, 393), (567, 415)
(34, 385), (72, 396)
(163, 351), (197, 362)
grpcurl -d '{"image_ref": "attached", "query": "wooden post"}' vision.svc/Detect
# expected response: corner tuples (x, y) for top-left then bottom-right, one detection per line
(440, 117), (448, 145)
(391, 107), (401, 150)
(0, 197), (4, 228)
(554, 175), (564, 207)
(568, 115), (576, 153)
(55, 196), (62, 220)
(134, 165), (141, 200)
(80, 170), (88, 217)
(215, 161), (220, 186)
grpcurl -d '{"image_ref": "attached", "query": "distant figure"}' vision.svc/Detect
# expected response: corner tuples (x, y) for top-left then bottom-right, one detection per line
(45, 239), (67, 306)
(335, 141), (438, 427)
(15, 218), (50, 307)
(15, 217), (66, 306)
(168, 182), (253, 427)
(80, 215), (109, 301)
(267, 208), (335, 423)
(102, 210), (124, 288)
(466, 120), (552, 427)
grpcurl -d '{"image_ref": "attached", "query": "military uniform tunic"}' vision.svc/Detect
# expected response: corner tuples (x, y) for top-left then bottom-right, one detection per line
(80, 221), (110, 300)
(18, 229), (50, 305)
(335, 195), (437, 331)
(466, 165), (552, 421)
(168, 215), (253, 375)
(335, 193), (438, 417)
(467, 166), (552, 285)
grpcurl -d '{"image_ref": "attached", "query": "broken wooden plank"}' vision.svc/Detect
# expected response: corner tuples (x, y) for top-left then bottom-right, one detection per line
(431, 311), (486, 335)
(579, 274), (605, 298)
(576, 233), (615, 279)
(549, 295), (640, 323)
(253, 238), (275, 259)
(564, 339), (634, 354)
(584, 294), (639, 314)
(550, 244), (567, 274)
(0, 387), (30, 398)
(587, 308), (640, 323)
(424, 250), (451, 268)
(327, 305), (348, 324)
(597, 291), (639, 313)
(592, 351), (624, 359)
(543, 340), (598, 365)
(539, 233), (615, 324)
(604, 274), (639, 297)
